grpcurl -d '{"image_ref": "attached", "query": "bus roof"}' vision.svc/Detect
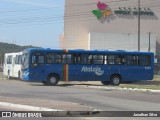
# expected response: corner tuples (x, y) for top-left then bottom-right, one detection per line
(5, 52), (22, 56)
(23, 48), (154, 55)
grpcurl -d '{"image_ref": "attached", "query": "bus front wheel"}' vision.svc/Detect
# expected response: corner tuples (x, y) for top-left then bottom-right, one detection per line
(110, 75), (121, 86)
(47, 74), (59, 86)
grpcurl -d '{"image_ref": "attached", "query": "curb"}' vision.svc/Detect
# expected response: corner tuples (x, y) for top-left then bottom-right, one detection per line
(0, 102), (99, 117)
(0, 102), (62, 111)
(73, 85), (160, 93)
(117, 87), (160, 93)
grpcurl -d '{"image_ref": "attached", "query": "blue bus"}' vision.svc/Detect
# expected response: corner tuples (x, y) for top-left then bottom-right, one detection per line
(21, 48), (154, 86)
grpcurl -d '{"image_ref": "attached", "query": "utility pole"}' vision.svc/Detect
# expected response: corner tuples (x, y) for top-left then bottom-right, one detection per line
(148, 32), (151, 52)
(138, 0), (140, 52)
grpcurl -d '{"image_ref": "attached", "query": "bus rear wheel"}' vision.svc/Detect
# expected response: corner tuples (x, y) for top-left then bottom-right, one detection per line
(47, 74), (59, 86)
(110, 75), (121, 86)
(101, 81), (110, 85)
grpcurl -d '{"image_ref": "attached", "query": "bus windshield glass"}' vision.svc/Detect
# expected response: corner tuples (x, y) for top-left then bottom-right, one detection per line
(21, 53), (29, 70)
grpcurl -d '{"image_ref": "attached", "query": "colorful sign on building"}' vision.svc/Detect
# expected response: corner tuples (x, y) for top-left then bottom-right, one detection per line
(92, 1), (112, 19)
(92, 1), (154, 19)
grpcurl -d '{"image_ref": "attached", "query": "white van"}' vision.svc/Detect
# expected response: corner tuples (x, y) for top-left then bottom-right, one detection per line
(3, 52), (22, 79)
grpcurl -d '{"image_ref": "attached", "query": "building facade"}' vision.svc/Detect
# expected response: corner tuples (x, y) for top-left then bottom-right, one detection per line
(63, 0), (160, 56)
(63, 0), (160, 74)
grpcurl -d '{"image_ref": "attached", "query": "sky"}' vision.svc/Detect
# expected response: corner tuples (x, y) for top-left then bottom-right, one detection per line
(0, 0), (64, 48)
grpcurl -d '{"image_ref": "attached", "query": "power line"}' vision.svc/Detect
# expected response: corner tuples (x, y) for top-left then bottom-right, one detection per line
(0, 0), (159, 18)
(0, 0), (130, 13)
(0, 0), (159, 16)
(0, 0), (160, 26)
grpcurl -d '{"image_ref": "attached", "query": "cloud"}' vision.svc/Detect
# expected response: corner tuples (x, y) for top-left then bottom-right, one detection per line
(3, 0), (56, 7)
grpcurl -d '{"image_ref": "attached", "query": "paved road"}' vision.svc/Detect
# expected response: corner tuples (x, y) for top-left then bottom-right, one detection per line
(0, 74), (160, 119)
(0, 77), (160, 111)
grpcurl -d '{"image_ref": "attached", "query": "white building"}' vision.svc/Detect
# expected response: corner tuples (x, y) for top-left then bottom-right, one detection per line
(62, 0), (160, 56)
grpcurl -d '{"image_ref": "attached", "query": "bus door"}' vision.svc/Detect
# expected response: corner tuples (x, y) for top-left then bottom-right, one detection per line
(30, 52), (45, 81)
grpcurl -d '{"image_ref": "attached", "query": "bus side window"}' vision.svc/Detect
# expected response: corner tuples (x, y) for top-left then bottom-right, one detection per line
(80, 54), (92, 64)
(62, 54), (74, 64)
(124, 55), (138, 66)
(10, 56), (12, 64)
(4, 56), (7, 66)
(122, 58), (126, 64)
(7, 55), (12, 64)
(32, 56), (37, 64)
(32, 53), (44, 65)
(38, 56), (44, 64)
(54, 54), (62, 63)
(108, 55), (121, 65)
(15, 55), (19, 64)
(76, 54), (81, 64)
(46, 53), (62, 64)
(19, 55), (22, 64)
(7, 57), (9, 64)
(108, 55), (114, 65)
(93, 55), (104, 65)
(139, 55), (150, 66)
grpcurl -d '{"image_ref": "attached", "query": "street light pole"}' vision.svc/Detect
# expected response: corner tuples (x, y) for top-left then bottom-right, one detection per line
(138, 0), (140, 52)
(148, 32), (151, 52)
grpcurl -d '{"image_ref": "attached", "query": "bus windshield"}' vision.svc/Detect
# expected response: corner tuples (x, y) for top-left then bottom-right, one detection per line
(21, 53), (29, 70)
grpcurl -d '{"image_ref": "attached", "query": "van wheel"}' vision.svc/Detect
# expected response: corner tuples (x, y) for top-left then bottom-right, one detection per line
(47, 74), (59, 86)
(8, 71), (11, 79)
(18, 71), (21, 80)
(101, 81), (110, 85)
(110, 75), (121, 86)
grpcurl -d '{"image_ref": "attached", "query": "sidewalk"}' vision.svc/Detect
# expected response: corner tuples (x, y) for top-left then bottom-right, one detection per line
(57, 81), (160, 93)
(0, 96), (95, 111)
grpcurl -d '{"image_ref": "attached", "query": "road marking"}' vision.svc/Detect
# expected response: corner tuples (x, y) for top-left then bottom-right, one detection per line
(0, 102), (62, 111)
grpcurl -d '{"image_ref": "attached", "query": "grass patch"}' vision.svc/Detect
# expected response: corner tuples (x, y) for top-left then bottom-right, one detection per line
(120, 84), (160, 90)
(154, 75), (160, 81)
(119, 78), (160, 90)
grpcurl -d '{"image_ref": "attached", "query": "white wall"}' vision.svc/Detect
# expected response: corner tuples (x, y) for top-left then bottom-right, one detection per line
(90, 32), (156, 54)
